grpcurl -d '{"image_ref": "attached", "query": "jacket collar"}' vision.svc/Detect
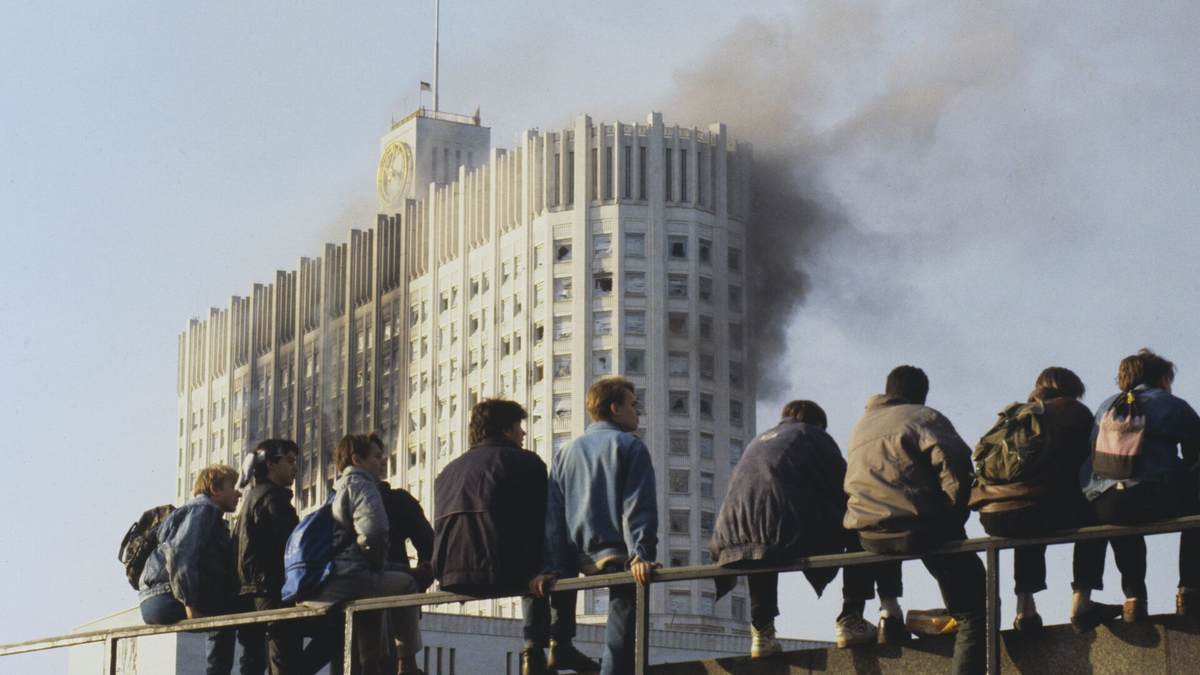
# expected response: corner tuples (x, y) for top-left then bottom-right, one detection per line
(1029, 387), (1067, 402)
(190, 494), (221, 510)
(340, 465), (377, 482)
(865, 393), (914, 410)
(586, 421), (622, 433)
(469, 436), (522, 451)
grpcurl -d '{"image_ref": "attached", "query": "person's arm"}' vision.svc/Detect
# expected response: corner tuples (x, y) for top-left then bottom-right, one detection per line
(405, 493), (436, 565)
(351, 480), (390, 571)
(920, 413), (974, 509)
(622, 439), (659, 565)
(166, 506), (220, 610)
(265, 492), (300, 557)
(540, 457), (569, 576)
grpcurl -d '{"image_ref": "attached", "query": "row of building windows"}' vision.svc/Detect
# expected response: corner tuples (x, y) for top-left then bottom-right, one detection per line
(549, 234), (742, 270)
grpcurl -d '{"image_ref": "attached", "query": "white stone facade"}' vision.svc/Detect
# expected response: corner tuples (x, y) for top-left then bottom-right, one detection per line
(176, 109), (756, 634)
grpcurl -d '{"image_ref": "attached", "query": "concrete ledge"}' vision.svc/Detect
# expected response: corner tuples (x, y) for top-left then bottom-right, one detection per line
(646, 614), (1200, 674)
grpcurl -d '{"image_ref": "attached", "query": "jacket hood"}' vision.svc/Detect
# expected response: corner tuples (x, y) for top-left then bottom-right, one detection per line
(864, 393), (916, 411)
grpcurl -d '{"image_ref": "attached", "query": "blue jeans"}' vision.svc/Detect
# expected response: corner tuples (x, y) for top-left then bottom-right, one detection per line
(600, 585), (635, 675)
(521, 591), (578, 647)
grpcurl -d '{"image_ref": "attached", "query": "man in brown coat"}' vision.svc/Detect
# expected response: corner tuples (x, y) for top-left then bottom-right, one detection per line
(844, 366), (986, 675)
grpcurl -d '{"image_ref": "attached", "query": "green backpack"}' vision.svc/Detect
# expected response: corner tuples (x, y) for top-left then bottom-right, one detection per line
(973, 400), (1049, 486)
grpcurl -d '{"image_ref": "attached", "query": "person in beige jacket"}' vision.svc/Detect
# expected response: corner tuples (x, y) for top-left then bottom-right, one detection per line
(844, 366), (986, 675)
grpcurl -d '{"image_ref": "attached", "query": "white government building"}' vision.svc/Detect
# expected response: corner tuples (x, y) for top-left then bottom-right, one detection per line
(148, 107), (809, 672)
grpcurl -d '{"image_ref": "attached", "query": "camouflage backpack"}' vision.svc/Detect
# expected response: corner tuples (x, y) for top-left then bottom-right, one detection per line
(118, 504), (176, 590)
(973, 400), (1050, 486)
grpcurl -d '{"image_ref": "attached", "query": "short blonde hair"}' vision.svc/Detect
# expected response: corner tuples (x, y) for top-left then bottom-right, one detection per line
(193, 464), (238, 497)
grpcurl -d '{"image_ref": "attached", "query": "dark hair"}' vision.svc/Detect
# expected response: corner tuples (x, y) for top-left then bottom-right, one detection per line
(886, 365), (929, 405)
(468, 399), (528, 445)
(1035, 367), (1086, 400)
(586, 377), (636, 422)
(781, 400), (828, 430)
(250, 439), (300, 480)
(334, 432), (384, 472)
(1118, 348), (1176, 391)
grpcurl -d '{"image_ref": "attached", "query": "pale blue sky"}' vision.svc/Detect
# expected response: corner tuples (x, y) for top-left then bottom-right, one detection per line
(3, 1), (1200, 670)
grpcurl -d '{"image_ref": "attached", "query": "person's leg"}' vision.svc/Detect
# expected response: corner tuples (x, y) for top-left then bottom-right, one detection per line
(922, 551), (987, 675)
(299, 615), (344, 675)
(140, 595), (188, 625)
(1013, 544), (1048, 603)
(370, 571), (423, 671)
(1109, 535), (1149, 600)
(600, 585), (636, 675)
(1181, 530), (1200, 591)
(251, 596), (302, 675)
(548, 590), (578, 645)
(747, 572), (779, 631)
(521, 595), (550, 648)
(205, 628), (237, 675)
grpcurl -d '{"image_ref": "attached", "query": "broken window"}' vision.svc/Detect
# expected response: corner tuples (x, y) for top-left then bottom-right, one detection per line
(668, 236), (688, 259)
(554, 277), (573, 301)
(555, 239), (573, 262)
(593, 350), (612, 375)
(668, 274), (688, 298)
(670, 432), (690, 456)
(553, 395), (572, 420)
(553, 316), (572, 340)
(699, 433), (714, 459)
(625, 311), (646, 335)
(553, 355), (572, 378)
(699, 239), (712, 264)
(668, 352), (689, 377)
(699, 353), (715, 379)
(592, 312), (612, 335)
(700, 394), (714, 418)
(593, 234), (612, 259)
(625, 349), (645, 373)
(593, 273), (613, 296)
(698, 276), (713, 302)
(668, 313), (688, 337)
(670, 470), (690, 494)
(670, 391), (689, 415)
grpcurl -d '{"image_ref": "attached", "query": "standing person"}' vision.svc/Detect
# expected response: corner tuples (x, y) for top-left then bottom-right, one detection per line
(432, 399), (599, 675)
(303, 433), (425, 675)
(844, 366), (987, 675)
(139, 464), (249, 675)
(1074, 350), (1200, 622)
(235, 439), (341, 675)
(969, 368), (1123, 633)
(710, 400), (903, 656)
(531, 377), (659, 675)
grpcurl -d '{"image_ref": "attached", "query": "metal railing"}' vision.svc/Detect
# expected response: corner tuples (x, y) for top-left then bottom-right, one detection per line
(391, 107), (481, 130)
(6, 515), (1200, 675)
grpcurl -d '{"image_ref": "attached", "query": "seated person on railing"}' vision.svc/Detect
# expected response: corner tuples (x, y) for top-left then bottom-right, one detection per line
(302, 433), (424, 675)
(531, 377), (660, 675)
(968, 368), (1121, 634)
(709, 399), (907, 656)
(1074, 349), (1200, 623)
(432, 399), (599, 675)
(236, 439), (341, 675)
(377, 473), (435, 674)
(138, 464), (246, 675)
(844, 366), (986, 675)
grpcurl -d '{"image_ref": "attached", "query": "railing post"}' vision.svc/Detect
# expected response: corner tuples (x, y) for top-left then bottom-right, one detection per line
(986, 546), (1001, 675)
(343, 609), (356, 675)
(634, 582), (651, 675)
(103, 636), (118, 675)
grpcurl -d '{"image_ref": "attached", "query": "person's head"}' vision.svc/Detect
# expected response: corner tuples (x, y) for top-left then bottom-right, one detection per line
(781, 400), (828, 430)
(194, 464), (241, 512)
(885, 365), (929, 405)
(1118, 349), (1176, 392)
(586, 377), (639, 432)
(335, 432), (386, 481)
(468, 398), (528, 447)
(249, 439), (300, 487)
(1035, 367), (1086, 400)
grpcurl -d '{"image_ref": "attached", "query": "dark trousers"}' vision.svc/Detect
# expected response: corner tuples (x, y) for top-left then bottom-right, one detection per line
(747, 572), (778, 631)
(980, 500), (1085, 594)
(1073, 481), (1200, 597)
(840, 537), (904, 619)
(521, 591), (579, 647)
(860, 527), (987, 675)
(139, 595), (266, 675)
(246, 595), (342, 675)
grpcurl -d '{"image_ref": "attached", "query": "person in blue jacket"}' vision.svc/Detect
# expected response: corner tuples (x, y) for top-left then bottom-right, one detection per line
(531, 377), (659, 675)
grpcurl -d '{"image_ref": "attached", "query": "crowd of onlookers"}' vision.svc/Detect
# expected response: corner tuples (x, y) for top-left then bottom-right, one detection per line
(134, 348), (1199, 675)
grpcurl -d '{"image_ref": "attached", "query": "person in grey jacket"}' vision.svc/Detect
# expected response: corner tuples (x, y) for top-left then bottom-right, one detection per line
(844, 366), (986, 675)
(303, 433), (424, 675)
(139, 464), (251, 675)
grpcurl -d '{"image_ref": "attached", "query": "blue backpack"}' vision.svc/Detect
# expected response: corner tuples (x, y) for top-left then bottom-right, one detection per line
(281, 494), (342, 602)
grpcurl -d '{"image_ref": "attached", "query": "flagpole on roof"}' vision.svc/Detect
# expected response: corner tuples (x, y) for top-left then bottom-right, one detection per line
(433, 0), (440, 112)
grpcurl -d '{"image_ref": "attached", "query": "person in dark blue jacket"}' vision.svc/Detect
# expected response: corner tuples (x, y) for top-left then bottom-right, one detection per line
(1075, 349), (1200, 622)
(433, 399), (598, 675)
(139, 464), (248, 675)
(531, 377), (659, 675)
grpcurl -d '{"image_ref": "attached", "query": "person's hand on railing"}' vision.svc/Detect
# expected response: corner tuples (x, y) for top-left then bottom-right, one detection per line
(631, 561), (661, 586)
(529, 573), (559, 598)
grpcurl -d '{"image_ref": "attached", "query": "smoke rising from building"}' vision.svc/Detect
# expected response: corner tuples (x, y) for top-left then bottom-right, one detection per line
(664, 2), (1200, 399)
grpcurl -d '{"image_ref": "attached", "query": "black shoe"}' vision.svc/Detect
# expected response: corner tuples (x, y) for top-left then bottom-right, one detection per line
(521, 647), (549, 675)
(878, 616), (912, 644)
(1013, 613), (1043, 635)
(547, 640), (601, 672)
(1071, 602), (1123, 634)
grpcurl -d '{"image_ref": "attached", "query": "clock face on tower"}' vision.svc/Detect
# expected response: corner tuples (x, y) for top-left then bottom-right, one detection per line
(377, 140), (413, 207)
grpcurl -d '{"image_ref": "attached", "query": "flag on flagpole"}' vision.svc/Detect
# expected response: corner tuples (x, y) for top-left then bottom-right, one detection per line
(420, 81), (432, 92)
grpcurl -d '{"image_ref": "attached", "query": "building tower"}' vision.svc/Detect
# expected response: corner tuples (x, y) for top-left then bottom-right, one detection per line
(176, 109), (755, 634)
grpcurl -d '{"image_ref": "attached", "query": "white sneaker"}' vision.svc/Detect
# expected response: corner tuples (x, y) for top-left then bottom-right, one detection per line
(836, 614), (879, 648)
(750, 622), (783, 658)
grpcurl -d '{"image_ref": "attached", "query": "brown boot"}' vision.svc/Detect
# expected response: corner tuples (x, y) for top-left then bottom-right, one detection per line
(1123, 598), (1148, 623)
(1178, 590), (1200, 617)
(547, 640), (600, 672)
